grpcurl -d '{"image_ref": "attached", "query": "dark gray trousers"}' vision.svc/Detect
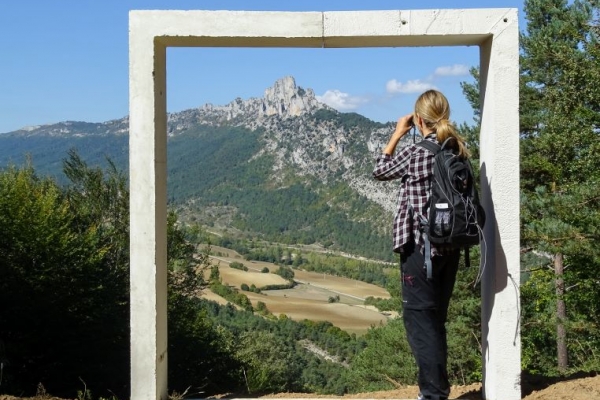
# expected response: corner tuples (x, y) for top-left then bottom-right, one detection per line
(401, 243), (460, 400)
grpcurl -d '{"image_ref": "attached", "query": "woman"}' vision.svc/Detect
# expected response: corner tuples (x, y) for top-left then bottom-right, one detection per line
(372, 90), (469, 400)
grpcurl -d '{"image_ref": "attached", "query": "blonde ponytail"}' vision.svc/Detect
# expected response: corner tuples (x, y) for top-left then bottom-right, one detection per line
(414, 90), (470, 158)
(435, 118), (470, 158)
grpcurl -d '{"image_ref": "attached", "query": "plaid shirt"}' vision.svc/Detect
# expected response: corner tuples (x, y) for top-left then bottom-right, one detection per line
(373, 134), (441, 255)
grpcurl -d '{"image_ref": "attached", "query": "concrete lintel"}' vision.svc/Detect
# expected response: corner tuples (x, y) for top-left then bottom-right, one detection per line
(323, 8), (512, 47)
(130, 10), (324, 47)
(130, 9), (515, 48)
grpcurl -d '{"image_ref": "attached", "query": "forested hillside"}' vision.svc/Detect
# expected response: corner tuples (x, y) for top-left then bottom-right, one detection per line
(168, 125), (391, 260)
(0, 79), (397, 262)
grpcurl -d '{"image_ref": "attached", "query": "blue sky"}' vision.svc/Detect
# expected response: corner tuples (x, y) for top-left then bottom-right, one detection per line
(0, 0), (525, 134)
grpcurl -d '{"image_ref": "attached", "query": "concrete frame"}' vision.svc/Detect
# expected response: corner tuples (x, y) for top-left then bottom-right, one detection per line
(129, 9), (520, 400)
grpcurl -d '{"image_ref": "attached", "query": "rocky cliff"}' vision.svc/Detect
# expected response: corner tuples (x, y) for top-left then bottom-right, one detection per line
(168, 76), (403, 213)
(167, 76), (326, 132)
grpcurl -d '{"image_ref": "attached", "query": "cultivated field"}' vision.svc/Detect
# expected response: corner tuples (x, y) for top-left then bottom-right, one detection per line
(202, 245), (396, 334)
(292, 269), (390, 300)
(218, 264), (289, 288)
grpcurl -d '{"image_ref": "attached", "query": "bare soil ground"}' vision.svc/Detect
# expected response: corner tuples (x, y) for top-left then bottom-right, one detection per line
(2, 374), (599, 399)
(261, 374), (600, 399)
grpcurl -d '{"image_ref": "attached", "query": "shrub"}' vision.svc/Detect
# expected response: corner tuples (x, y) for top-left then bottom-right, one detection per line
(230, 261), (248, 271)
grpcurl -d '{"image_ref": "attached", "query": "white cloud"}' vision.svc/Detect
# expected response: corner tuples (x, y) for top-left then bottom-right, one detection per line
(316, 90), (369, 111)
(385, 79), (437, 94)
(385, 65), (469, 96)
(433, 64), (470, 77)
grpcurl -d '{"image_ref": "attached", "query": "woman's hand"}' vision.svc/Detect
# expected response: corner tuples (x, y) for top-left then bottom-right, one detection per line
(392, 114), (414, 140)
(383, 114), (414, 155)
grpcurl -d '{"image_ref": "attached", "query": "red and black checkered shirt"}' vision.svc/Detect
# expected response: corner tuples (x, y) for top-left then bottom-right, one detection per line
(373, 134), (441, 255)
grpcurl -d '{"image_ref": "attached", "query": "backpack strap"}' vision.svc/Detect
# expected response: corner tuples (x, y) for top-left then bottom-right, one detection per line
(415, 139), (439, 281)
(416, 139), (441, 154)
(422, 229), (433, 280)
(440, 137), (457, 150)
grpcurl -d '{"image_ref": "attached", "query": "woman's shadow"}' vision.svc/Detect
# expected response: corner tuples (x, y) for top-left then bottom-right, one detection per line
(479, 162), (520, 393)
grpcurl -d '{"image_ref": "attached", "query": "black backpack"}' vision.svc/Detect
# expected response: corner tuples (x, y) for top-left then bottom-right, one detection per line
(417, 138), (485, 280)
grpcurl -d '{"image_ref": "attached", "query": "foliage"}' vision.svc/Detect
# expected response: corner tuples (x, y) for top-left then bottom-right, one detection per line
(229, 261), (248, 271)
(328, 295), (341, 303)
(237, 331), (304, 393)
(0, 158), (130, 398)
(312, 108), (387, 131)
(364, 296), (402, 312)
(518, 0), (600, 374)
(275, 265), (295, 280)
(168, 295), (243, 395)
(254, 301), (269, 315)
(345, 318), (417, 391)
(195, 299), (364, 395)
(445, 261), (483, 384)
(260, 283), (294, 290)
(210, 280), (254, 312)
(0, 154), (238, 398)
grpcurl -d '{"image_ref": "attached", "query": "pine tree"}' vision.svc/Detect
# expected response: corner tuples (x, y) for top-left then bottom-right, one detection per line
(520, 0), (600, 373)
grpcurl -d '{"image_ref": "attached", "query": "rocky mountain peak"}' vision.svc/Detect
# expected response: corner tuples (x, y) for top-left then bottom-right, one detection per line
(260, 76), (320, 117)
(189, 76), (325, 127)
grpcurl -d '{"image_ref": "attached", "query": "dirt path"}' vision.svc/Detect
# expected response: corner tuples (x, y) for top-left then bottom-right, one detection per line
(261, 374), (600, 399)
(1, 374), (599, 399)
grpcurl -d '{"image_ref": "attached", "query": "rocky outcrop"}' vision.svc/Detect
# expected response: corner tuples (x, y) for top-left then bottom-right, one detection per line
(167, 76), (327, 134)
(260, 76), (321, 117)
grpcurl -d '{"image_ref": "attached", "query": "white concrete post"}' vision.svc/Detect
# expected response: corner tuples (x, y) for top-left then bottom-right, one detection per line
(479, 10), (521, 400)
(129, 14), (169, 400)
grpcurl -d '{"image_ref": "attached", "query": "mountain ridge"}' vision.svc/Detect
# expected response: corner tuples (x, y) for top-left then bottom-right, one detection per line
(0, 76), (414, 260)
(2, 76), (326, 137)
(2, 76), (403, 211)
